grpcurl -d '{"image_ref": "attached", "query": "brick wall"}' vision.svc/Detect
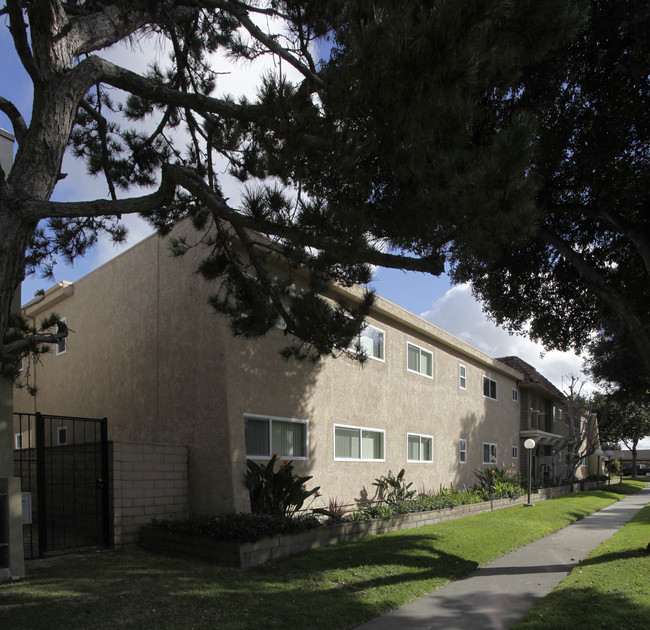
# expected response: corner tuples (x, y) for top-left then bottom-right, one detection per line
(110, 442), (189, 546)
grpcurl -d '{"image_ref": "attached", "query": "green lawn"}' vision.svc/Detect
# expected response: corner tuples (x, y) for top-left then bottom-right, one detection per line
(1, 482), (647, 630)
(512, 499), (650, 630)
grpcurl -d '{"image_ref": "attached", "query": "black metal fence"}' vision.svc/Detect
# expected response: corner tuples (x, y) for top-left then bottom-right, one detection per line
(13, 413), (109, 559)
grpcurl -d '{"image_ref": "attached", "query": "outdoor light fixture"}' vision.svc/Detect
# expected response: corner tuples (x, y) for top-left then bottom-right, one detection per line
(524, 438), (536, 506)
(594, 448), (603, 490)
(606, 449), (614, 486)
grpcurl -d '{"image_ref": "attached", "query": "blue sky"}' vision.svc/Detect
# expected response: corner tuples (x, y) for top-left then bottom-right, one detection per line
(0, 16), (625, 416)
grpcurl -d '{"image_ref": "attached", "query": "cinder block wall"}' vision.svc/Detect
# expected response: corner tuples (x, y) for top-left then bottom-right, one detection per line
(110, 442), (189, 546)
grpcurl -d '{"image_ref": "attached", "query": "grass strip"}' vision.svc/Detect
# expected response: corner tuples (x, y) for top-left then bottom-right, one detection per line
(512, 499), (650, 630)
(1, 482), (646, 630)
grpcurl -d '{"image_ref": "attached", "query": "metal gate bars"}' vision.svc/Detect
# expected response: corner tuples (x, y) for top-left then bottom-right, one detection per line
(13, 413), (109, 559)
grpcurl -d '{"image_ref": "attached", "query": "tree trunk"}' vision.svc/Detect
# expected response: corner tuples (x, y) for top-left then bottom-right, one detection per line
(0, 206), (33, 341)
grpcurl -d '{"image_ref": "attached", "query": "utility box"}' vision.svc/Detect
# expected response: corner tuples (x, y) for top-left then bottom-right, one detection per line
(21, 493), (32, 525)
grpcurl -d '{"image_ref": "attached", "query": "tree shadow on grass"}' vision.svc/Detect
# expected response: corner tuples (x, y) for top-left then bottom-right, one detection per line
(578, 547), (650, 567)
(512, 585), (650, 630)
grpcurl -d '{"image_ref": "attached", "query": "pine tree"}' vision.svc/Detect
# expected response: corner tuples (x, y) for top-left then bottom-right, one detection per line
(0, 1), (584, 368)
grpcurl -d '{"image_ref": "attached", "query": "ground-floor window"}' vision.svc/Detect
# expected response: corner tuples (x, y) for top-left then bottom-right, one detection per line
(334, 424), (385, 461)
(483, 442), (497, 464)
(459, 438), (467, 463)
(511, 445), (518, 459)
(244, 414), (308, 459)
(407, 433), (433, 462)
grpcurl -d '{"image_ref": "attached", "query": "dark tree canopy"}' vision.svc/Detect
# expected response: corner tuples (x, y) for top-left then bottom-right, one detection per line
(452, 0), (650, 377)
(1, 1), (585, 369)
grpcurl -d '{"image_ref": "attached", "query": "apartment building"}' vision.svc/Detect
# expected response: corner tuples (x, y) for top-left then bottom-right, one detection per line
(14, 225), (526, 521)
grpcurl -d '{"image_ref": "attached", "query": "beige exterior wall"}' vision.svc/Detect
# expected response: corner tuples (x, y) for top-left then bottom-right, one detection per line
(14, 227), (523, 516)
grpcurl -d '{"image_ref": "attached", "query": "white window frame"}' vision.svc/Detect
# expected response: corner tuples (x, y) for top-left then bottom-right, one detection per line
(334, 424), (385, 462)
(512, 388), (519, 402)
(483, 442), (498, 464)
(459, 438), (467, 464)
(57, 426), (68, 446)
(512, 445), (519, 459)
(406, 433), (433, 463)
(358, 324), (386, 362)
(406, 342), (433, 379)
(459, 364), (467, 390)
(55, 317), (67, 356)
(482, 376), (498, 400)
(15, 433), (24, 450)
(244, 413), (309, 460)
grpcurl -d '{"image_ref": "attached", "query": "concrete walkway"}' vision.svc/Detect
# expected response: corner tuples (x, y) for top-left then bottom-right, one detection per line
(356, 485), (650, 630)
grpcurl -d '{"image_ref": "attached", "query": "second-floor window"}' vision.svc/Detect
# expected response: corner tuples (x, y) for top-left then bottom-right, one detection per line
(483, 376), (497, 400)
(359, 324), (385, 361)
(407, 342), (433, 378)
(459, 365), (467, 389)
(56, 317), (67, 356)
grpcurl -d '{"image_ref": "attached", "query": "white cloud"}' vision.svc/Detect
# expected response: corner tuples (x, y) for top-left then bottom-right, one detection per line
(420, 284), (588, 393)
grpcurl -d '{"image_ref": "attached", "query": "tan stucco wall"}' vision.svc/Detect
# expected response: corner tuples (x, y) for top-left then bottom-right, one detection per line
(15, 226), (523, 515)
(223, 306), (522, 511)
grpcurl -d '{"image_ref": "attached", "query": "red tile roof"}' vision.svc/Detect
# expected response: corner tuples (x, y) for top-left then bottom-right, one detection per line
(496, 356), (565, 400)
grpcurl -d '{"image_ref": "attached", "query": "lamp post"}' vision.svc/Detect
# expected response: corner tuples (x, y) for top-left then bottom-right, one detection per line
(524, 438), (536, 506)
(606, 450), (614, 486)
(594, 448), (603, 489)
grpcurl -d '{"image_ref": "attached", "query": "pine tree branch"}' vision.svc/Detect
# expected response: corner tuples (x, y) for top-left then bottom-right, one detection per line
(0, 96), (27, 145)
(83, 55), (269, 124)
(21, 166), (177, 221)
(7, 0), (42, 82)
(206, 0), (324, 88)
(66, 4), (164, 56)
(78, 98), (118, 201)
(0, 321), (68, 358)
(24, 162), (444, 274)
(167, 164), (446, 274)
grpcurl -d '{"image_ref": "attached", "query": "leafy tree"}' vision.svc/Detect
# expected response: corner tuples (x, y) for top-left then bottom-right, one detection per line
(594, 395), (650, 479)
(587, 324), (649, 400)
(558, 376), (601, 481)
(451, 0), (650, 375)
(0, 0), (584, 370)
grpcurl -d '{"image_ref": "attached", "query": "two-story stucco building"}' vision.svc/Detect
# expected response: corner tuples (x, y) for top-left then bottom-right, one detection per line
(12, 224), (588, 546)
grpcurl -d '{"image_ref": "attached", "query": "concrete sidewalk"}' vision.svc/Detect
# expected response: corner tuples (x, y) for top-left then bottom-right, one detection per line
(355, 485), (650, 630)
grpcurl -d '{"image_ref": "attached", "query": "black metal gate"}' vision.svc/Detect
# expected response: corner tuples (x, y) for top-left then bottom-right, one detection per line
(13, 413), (109, 559)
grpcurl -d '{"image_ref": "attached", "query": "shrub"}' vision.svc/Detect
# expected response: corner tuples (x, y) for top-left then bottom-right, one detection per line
(313, 497), (349, 523)
(246, 455), (320, 516)
(372, 469), (416, 505)
(474, 462), (522, 500)
(153, 512), (322, 543)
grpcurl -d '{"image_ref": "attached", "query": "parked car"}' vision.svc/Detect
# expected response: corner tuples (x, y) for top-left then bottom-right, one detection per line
(621, 463), (650, 477)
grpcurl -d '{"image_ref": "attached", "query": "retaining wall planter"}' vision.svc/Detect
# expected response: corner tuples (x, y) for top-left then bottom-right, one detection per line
(140, 481), (604, 568)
